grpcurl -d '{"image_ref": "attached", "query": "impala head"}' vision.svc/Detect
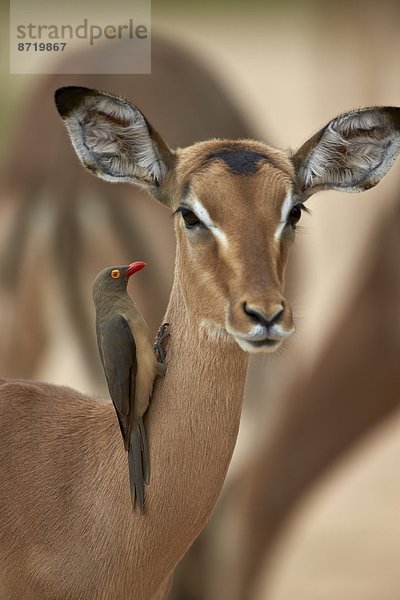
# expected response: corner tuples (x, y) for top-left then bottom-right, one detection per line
(55, 87), (400, 353)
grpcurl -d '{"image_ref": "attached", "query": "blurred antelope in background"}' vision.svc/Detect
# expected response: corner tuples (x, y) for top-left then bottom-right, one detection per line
(0, 84), (399, 599)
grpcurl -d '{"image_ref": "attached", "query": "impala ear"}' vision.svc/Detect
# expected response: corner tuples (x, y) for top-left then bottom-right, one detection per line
(292, 107), (400, 199)
(54, 86), (175, 203)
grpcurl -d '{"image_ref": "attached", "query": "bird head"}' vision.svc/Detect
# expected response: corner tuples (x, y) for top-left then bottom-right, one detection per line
(92, 261), (147, 298)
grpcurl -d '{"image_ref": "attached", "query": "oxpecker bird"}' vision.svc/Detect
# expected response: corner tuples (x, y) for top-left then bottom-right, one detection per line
(92, 261), (166, 513)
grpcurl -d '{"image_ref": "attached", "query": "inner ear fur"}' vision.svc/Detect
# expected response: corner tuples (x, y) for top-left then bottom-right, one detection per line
(292, 106), (400, 198)
(54, 86), (175, 203)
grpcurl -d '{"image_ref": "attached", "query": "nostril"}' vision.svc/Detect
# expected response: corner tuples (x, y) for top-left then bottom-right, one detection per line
(243, 302), (284, 327)
(243, 303), (261, 323)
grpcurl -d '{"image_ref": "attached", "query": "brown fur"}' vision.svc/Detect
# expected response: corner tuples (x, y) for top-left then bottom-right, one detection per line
(0, 136), (295, 599)
(2, 92), (399, 598)
(0, 284), (249, 599)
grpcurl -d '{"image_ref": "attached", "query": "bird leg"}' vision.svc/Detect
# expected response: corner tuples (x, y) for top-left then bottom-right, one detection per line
(154, 323), (170, 373)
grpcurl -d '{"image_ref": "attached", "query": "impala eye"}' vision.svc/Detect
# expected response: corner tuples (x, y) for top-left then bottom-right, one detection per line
(180, 208), (204, 229)
(289, 204), (303, 228)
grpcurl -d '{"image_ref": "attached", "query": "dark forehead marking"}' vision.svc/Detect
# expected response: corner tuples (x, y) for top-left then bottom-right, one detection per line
(205, 149), (277, 175)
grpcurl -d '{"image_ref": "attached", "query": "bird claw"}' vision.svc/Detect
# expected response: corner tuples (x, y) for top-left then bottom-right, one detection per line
(154, 322), (170, 365)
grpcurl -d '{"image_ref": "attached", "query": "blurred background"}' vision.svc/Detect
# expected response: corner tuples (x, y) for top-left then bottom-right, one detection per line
(1, 1), (400, 598)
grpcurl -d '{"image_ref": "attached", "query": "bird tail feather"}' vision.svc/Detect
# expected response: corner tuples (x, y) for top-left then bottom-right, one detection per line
(128, 418), (150, 513)
(138, 418), (150, 485)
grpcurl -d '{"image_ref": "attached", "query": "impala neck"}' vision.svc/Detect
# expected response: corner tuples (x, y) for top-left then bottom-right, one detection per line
(139, 265), (249, 585)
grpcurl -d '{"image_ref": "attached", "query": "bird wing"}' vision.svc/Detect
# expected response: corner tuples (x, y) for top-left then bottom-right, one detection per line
(96, 314), (136, 448)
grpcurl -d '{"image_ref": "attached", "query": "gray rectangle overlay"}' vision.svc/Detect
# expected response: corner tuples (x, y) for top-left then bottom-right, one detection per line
(10, 0), (151, 74)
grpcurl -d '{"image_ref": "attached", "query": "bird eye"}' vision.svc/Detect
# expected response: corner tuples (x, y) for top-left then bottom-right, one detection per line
(289, 204), (303, 228)
(111, 269), (120, 279)
(180, 208), (204, 229)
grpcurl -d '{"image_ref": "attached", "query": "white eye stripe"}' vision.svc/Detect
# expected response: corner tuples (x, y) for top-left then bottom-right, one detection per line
(274, 190), (294, 241)
(186, 196), (229, 247)
(187, 191), (294, 245)
(210, 227), (229, 246)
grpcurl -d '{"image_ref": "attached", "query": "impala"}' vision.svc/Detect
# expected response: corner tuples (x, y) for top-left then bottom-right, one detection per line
(0, 88), (399, 599)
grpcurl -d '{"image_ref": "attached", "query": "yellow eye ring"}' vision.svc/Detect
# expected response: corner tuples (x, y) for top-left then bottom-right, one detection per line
(111, 269), (120, 279)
